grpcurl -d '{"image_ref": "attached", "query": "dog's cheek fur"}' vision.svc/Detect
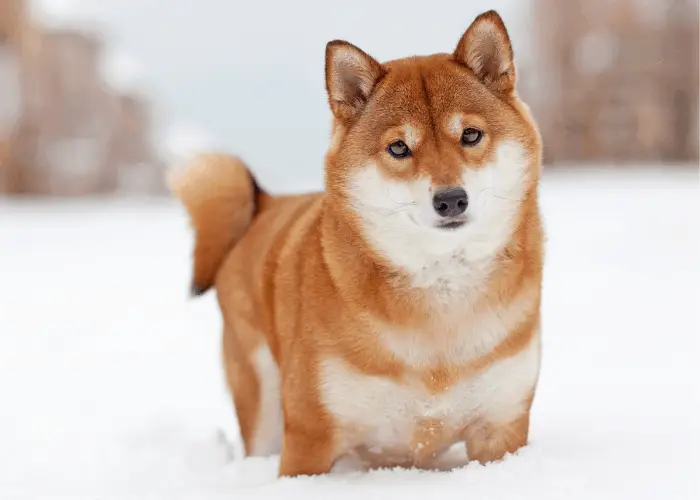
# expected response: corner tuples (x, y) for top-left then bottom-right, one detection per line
(344, 140), (534, 279)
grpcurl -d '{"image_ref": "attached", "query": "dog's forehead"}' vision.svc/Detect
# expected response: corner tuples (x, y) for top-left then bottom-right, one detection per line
(370, 55), (495, 127)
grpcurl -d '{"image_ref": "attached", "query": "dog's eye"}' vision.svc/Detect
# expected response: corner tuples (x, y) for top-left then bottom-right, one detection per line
(387, 140), (411, 158)
(461, 128), (483, 147)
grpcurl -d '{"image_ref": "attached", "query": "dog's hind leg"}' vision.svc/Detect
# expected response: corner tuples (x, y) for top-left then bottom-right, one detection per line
(222, 323), (283, 457)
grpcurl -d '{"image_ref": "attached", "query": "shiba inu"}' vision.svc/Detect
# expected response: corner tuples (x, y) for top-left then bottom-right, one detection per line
(171, 10), (544, 477)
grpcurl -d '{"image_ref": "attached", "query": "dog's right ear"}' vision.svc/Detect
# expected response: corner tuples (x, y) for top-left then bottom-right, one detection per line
(325, 40), (384, 123)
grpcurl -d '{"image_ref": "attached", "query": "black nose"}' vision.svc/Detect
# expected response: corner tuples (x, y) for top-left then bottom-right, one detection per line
(432, 187), (468, 217)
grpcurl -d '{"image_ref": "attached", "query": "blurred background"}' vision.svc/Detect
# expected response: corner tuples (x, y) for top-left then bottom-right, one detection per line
(0, 0), (698, 197)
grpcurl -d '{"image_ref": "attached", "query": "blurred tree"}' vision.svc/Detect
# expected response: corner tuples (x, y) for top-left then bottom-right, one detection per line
(531, 0), (698, 165)
(1, 0), (167, 197)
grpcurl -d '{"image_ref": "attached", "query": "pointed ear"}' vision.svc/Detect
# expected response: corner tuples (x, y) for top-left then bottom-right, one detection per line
(454, 10), (516, 95)
(325, 40), (385, 122)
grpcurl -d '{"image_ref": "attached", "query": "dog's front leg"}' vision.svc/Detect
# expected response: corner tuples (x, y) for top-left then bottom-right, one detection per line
(278, 422), (335, 477)
(462, 411), (530, 465)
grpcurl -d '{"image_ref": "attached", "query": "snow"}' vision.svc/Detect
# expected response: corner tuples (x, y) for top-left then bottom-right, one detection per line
(30, 0), (104, 32)
(0, 167), (698, 499)
(159, 123), (216, 167)
(100, 51), (147, 95)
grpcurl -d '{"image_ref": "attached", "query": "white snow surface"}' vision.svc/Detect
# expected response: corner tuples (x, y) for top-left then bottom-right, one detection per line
(0, 167), (698, 499)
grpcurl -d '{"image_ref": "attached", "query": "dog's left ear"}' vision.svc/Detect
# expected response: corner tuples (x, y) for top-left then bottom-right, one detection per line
(454, 10), (516, 95)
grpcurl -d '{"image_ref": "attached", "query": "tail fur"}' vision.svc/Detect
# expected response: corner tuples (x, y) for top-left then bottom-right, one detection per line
(168, 153), (259, 296)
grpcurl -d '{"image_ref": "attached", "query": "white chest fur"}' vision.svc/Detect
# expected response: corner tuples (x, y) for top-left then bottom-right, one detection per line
(319, 328), (540, 458)
(381, 282), (539, 367)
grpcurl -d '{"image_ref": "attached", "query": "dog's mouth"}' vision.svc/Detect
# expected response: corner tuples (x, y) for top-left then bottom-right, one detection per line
(436, 219), (467, 230)
(407, 214), (468, 231)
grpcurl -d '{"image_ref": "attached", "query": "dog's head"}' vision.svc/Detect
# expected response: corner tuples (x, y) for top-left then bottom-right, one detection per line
(324, 11), (542, 278)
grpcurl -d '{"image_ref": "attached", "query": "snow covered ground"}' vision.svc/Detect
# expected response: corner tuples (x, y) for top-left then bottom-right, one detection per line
(0, 167), (698, 500)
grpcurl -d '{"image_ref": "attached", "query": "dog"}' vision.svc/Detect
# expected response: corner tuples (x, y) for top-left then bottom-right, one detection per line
(170, 10), (544, 477)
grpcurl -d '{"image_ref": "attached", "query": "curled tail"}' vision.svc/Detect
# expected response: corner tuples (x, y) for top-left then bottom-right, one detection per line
(168, 153), (262, 296)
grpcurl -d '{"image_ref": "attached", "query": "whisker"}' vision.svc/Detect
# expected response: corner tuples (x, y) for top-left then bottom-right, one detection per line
(476, 179), (539, 202)
(386, 190), (417, 209)
(348, 201), (412, 217)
